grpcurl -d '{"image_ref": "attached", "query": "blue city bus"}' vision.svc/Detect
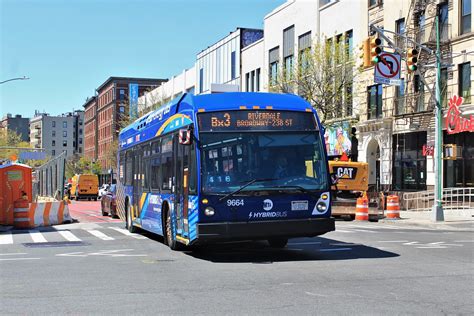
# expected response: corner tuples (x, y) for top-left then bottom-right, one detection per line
(117, 92), (335, 250)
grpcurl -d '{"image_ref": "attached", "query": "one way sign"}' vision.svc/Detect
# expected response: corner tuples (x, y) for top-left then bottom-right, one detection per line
(374, 52), (402, 86)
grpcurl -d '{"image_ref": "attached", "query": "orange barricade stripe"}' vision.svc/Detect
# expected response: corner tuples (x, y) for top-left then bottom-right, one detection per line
(43, 202), (52, 226)
(57, 202), (65, 223)
(29, 203), (36, 226)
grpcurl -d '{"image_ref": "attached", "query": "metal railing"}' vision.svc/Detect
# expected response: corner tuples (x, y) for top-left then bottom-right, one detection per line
(32, 151), (66, 201)
(403, 187), (474, 214)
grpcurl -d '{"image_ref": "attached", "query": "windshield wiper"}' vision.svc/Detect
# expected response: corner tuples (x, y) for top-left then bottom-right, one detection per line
(273, 185), (320, 199)
(218, 178), (277, 202)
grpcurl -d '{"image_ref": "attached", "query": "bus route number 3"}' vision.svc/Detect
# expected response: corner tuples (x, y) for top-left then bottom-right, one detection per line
(227, 199), (245, 207)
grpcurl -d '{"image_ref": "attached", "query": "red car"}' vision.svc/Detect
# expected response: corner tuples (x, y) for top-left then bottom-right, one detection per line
(101, 184), (117, 217)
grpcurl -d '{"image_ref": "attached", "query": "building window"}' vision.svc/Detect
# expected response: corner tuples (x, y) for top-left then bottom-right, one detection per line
(52, 150), (55, 156)
(52, 131), (56, 137)
(369, 0), (382, 8)
(79, 128), (82, 135)
(119, 89), (125, 100)
(395, 18), (405, 48)
(52, 140), (55, 146)
(438, 2), (449, 41)
(395, 82), (405, 115)
(283, 26), (295, 81)
(367, 84), (383, 119)
(345, 30), (353, 58)
(63, 130), (67, 137)
(199, 68), (204, 94)
(461, 0), (471, 35)
(269, 46), (280, 86)
(52, 121), (56, 128)
(392, 131), (427, 191)
(444, 132), (474, 187)
(245, 73), (250, 92)
(250, 70), (255, 92)
(63, 140), (67, 147)
(63, 121), (67, 128)
(345, 83), (353, 116)
(231, 51), (236, 80)
(459, 62), (471, 103)
(256, 68), (260, 91)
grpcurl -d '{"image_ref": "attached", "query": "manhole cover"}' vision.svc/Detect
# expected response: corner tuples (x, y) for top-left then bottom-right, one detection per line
(22, 241), (90, 248)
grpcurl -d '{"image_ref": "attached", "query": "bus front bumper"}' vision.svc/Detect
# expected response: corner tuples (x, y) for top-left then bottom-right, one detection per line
(196, 217), (335, 243)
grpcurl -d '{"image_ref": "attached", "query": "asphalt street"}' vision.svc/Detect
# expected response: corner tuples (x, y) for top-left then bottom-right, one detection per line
(1, 216), (473, 315)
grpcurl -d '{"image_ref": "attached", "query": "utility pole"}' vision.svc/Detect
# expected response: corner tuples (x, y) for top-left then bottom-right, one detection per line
(432, 14), (444, 221)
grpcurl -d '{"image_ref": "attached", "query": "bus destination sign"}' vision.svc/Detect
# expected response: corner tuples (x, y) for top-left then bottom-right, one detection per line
(198, 110), (317, 132)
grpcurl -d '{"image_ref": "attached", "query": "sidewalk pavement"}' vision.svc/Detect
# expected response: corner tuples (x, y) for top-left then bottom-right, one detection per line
(379, 209), (473, 230)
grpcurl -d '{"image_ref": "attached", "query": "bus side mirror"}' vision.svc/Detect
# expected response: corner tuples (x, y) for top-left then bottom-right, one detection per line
(179, 128), (193, 145)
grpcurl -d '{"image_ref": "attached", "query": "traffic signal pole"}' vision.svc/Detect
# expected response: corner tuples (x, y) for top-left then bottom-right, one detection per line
(369, 23), (444, 221)
(433, 15), (444, 221)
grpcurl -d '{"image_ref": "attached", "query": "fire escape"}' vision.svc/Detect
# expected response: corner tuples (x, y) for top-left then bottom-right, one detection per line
(394, 0), (452, 135)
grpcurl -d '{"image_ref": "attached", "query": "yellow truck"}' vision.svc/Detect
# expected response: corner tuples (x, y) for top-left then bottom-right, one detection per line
(329, 158), (381, 221)
(70, 174), (99, 201)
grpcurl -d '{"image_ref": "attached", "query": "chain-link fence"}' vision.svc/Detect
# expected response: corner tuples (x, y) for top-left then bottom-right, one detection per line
(32, 151), (66, 201)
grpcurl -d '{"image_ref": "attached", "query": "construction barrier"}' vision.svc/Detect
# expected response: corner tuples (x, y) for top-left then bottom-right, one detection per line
(12, 201), (73, 229)
(355, 195), (369, 221)
(386, 195), (400, 219)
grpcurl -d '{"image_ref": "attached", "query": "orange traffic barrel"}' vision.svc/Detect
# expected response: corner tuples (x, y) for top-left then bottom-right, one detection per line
(355, 196), (369, 221)
(386, 195), (400, 219)
(13, 200), (34, 229)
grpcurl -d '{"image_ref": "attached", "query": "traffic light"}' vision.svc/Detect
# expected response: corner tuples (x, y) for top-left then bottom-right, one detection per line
(369, 36), (382, 64)
(407, 48), (418, 73)
(358, 37), (371, 69)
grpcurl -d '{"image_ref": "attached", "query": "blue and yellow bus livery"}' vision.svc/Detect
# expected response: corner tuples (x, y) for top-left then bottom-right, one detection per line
(117, 92), (335, 250)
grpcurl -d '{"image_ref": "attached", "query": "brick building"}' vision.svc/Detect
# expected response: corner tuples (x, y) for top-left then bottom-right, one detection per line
(83, 96), (97, 161)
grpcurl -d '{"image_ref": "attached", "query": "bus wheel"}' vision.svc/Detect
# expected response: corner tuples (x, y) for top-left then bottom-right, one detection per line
(268, 238), (288, 248)
(165, 209), (180, 251)
(126, 202), (138, 233)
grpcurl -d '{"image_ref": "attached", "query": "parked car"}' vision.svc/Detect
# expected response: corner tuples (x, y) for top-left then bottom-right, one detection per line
(98, 184), (110, 199)
(101, 184), (117, 217)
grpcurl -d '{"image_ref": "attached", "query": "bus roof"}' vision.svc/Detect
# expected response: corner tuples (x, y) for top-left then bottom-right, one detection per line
(119, 92), (316, 150)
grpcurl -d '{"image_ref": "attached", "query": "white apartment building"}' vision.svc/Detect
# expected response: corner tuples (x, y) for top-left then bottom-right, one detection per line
(30, 110), (84, 158)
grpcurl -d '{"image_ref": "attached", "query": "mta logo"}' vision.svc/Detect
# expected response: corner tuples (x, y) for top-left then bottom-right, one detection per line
(263, 199), (273, 211)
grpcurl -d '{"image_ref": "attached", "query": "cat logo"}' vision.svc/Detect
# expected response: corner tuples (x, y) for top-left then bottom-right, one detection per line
(336, 167), (357, 179)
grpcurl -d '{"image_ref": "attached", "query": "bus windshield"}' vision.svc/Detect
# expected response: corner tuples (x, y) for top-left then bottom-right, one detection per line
(200, 132), (328, 194)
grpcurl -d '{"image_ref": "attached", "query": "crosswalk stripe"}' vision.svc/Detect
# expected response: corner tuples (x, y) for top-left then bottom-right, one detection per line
(87, 230), (114, 241)
(58, 230), (82, 242)
(29, 229), (47, 243)
(108, 227), (147, 239)
(333, 229), (353, 233)
(0, 232), (13, 245)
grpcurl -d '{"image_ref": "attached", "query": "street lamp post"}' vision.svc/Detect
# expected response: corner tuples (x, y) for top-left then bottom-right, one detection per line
(0, 76), (30, 85)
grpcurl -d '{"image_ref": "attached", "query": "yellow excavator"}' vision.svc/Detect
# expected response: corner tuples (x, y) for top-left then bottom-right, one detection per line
(329, 152), (380, 221)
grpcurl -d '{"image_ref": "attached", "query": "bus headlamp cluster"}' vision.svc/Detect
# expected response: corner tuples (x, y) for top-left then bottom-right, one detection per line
(204, 206), (215, 216)
(316, 202), (327, 212)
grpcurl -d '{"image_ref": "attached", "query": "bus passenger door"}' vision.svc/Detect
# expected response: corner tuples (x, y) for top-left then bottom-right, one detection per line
(173, 136), (189, 239)
(133, 147), (143, 222)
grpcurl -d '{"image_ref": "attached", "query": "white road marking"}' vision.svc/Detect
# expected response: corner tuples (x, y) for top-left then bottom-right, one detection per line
(108, 227), (147, 239)
(87, 230), (114, 241)
(319, 248), (352, 252)
(416, 246), (447, 249)
(0, 258), (41, 261)
(455, 240), (474, 243)
(58, 230), (82, 242)
(0, 232), (13, 245)
(334, 229), (353, 233)
(0, 253), (28, 256)
(378, 240), (409, 243)
(29, 230), (47, 243)
(403, 241), (419, 245)
(56, 249), (146, 258)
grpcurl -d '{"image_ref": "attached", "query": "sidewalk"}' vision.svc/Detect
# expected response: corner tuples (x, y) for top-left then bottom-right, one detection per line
(379, 209), (474, 230)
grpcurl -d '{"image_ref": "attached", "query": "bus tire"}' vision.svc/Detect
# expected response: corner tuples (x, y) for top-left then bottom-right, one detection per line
(268, 238), (288, 248)
(126, 201), (138, 233)
(165, 207), (181, 251)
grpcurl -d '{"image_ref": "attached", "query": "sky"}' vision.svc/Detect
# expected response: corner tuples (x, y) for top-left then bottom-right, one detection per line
(0, 0), (284, 118)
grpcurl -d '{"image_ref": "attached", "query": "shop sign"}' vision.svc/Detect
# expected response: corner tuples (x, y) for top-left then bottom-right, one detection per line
(446, 95), (474, 134)
(422, 145), (434, 157)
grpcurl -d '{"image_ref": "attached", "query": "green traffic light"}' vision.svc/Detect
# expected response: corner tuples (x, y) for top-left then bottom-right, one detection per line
(409, 65), (417, 71)
(372, 56), (379, 63)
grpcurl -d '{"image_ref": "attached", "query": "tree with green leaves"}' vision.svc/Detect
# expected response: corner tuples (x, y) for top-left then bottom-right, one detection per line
(269, 35), (355, 124)
(65, 155), (101, 179)
(0, 129), (32, 162)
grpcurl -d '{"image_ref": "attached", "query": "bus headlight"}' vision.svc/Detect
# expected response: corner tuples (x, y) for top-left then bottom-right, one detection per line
(316, 202), (327, 212)
(204, 206), (215, 216)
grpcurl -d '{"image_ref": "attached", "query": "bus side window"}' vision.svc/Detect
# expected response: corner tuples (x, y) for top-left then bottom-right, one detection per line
(150, 140), (161, 192)
(125, 151), (133, 186)
(119, 151), (125, 183)
(143, 144), (151, 191)
(161, 134), (173, 191)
